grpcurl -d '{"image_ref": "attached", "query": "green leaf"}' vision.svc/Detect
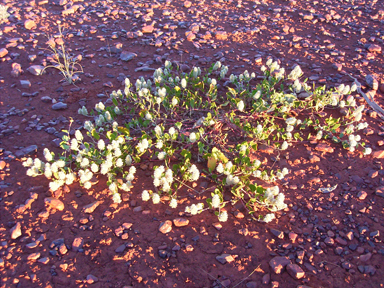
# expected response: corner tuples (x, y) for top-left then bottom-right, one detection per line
(91, 129), (100, 140)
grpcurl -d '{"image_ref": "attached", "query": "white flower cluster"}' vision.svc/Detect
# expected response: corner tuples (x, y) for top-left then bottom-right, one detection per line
(78, 106), (88, 116)
(263, 213), (276, 223)
(136, 138), (149, 153)
(191, 67), (202, 78)
(287, 65), (303, 81)
(263, 186), (287, 212)
(141, 189), (162, 205)
(153, 165), (173, 192)
(353, 105), (365, 122)
(212, 194), (221, 209)
(185, 164), (200, 182)
(237, 100), (245, 111)
(226, 174), (240, 186)
(185, 203), (204, 215)
(348, 134), (361, 152)
(189, 132), (197, 143)
(0, 5), (10, 22)
(218, 211), (228, 222)
(220, 65), (229, 78)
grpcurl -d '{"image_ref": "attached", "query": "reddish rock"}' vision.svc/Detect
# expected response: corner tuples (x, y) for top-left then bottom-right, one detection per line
(44, 197), (64, 211)
(173, 218), (189, 227)
(269, 256), (291, 274)
(184, 1), (192, 8)
(372, 150), (384, 159)
(10, 222), (22, 239)
(159, 220), (172, 234)
(142, 25), (154, 33)
(0, 48), (8, 58)
(215, 31), (228, 40)
(315, 143), (334, 153)
(82, 201), (101, 213)
(24, 20), (37, 30)
(286, 263), (305, 279)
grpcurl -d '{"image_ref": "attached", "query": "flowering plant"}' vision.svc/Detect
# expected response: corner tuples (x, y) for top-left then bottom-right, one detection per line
(23, 60), (371, 223)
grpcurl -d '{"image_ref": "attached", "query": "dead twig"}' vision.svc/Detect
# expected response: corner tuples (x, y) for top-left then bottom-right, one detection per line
(348, 74), (384, 121)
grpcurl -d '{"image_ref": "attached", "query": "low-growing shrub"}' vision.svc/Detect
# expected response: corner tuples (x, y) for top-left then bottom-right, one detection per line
(23, 59), (370, 223)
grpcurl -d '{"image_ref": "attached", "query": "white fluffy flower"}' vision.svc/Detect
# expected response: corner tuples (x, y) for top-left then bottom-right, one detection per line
(237, 100), (245, 111)
(189, 132), (197, 143)
(169, 198), (178, 209)
(188, 164), (200, 181)
(23, 157), (34, 167)
(158, 151), (166, 160)
(98, 139), (105, 151)
(142, 190), (150, 201)
(363, 147), (372, 155)
(71, 138), (79, 151)
(109, 182), (118, 194)
(75, 130), (83, 141)
(115, 158), (123, 167)
(218, 211), (228, 222)
(83, 181), (92, 189)
(169, 127), (176, 136)
(44, 148), (53, 162)
(212, 194), (221, 209)
(216, 163), (224, 174)
(154, 125), (162, 136)
(181, 78), (187, 89)
(263, 213), (275, 223)
(125, 155), (132, 166)
(281, 141), (288, 150)
(152, 193), (161, 204)
(156, 140), (163, 149)
(112, 193), (122, 204)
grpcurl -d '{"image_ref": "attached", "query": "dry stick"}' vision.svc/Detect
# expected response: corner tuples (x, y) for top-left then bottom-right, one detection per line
(348, 74), (384, 121)
(200, 269), (227, 287)
(231, 264), (261, 288)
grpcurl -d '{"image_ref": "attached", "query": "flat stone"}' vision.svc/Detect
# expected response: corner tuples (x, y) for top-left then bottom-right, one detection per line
(270, 228), (284, 239)
(365, 44), (382, 53)
(27, 65), (45, 76)
(315, 143), (334, 153)
(44, 197), (64, 211)
(24, 20), (37, 30)
(86, 274), (98, 284)
(0, 48), (8, 58)
(27, 252), (41, 260)
(359, 252), (372, 262)
(173, 218), (189, 227)
(375, 186), (384, 198)
(52, 102), (68, 110)
(142, 25), (154, 33)
(372, 150), (384, 159)
(286, 263), (305, 279)
(115, 244), (126, 253)
(269, 256), (291, 274)
(82, 201), (101, 213)
(216, 254), (235, 264)
(15, 145), (38, 157)
(366, 74), (379, 90)
(159, 220), (172, 234)
(120, 51), (137, 61)
(72, 237), (84, 252)
(262, 274), (270, 285)
(10, 222), (22, 239)
(357, 190), (368, 200)
(20, 80), (31, 88)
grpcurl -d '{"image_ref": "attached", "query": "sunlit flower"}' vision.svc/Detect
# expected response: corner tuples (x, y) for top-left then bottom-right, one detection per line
(263, 213), (275, 223)
(152, 193), (161, 204)
(169, 198), (177, 209)
(218, 211), (228, 222)
(142, 190), (150, 201)
(212, 194), (221, 209)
